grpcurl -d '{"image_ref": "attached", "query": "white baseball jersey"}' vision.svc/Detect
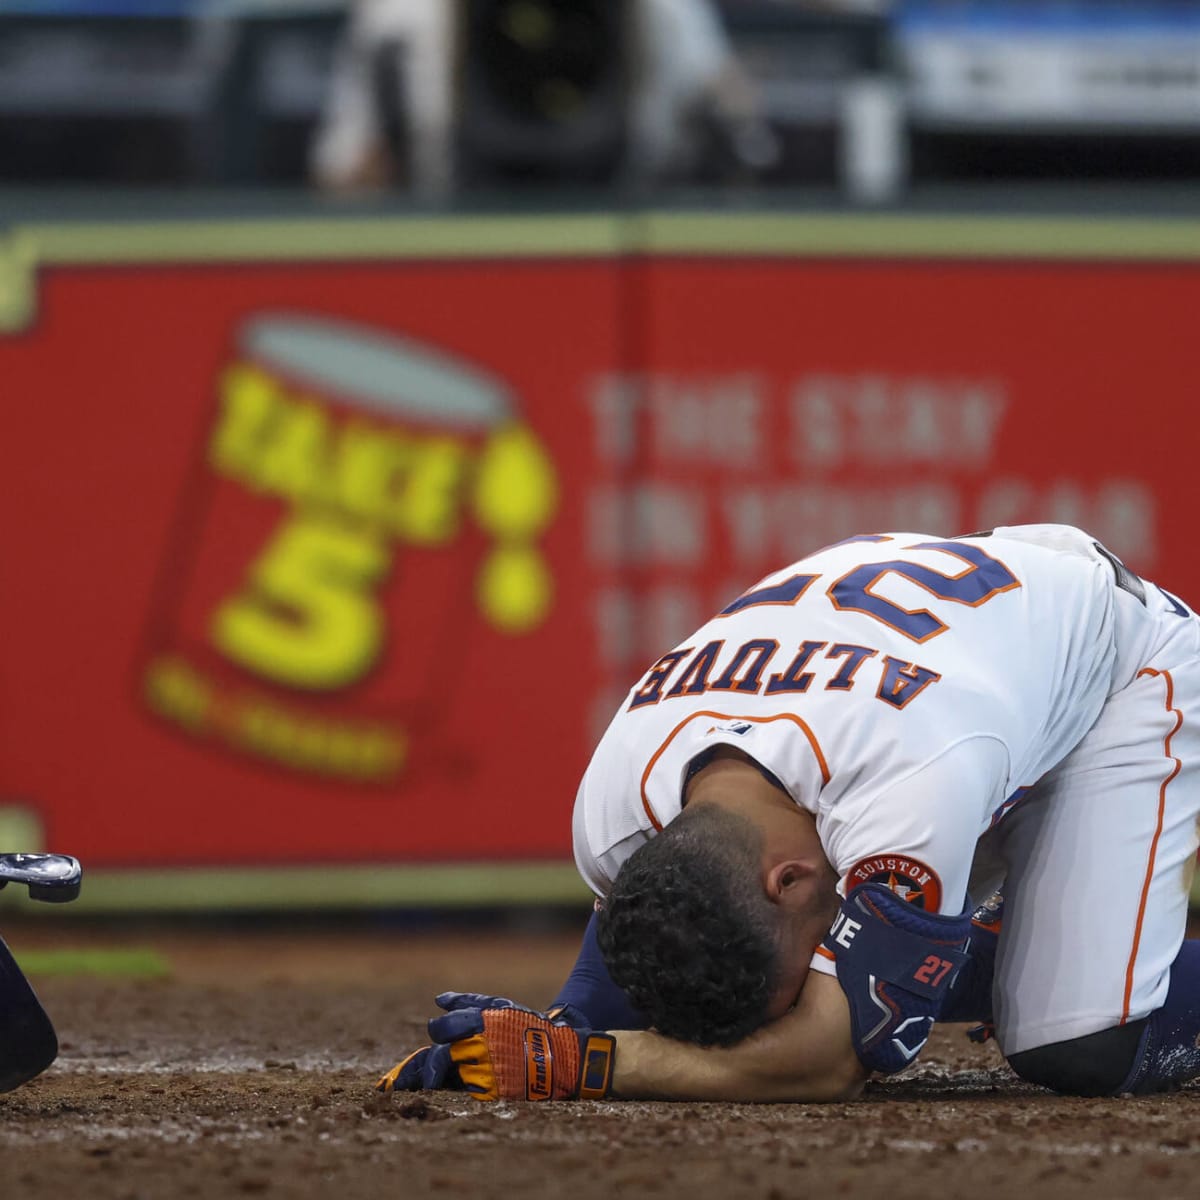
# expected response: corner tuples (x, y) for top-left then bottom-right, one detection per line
(573, 525), (1200, 1053)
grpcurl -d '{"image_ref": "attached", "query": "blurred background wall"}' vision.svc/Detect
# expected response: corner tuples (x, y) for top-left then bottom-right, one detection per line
(2, 0), (1199, 911)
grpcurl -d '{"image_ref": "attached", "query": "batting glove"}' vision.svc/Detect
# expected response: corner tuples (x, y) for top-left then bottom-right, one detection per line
(376, 992), (616, 1102)
(373, 1043), (455, 1092)
(376, 993), (528, 1094)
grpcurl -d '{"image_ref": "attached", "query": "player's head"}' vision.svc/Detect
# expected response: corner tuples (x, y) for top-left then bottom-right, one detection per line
(596, 802), (830, 1046)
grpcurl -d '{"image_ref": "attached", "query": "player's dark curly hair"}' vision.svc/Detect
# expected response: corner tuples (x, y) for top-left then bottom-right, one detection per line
(595, 805), (782, 1047)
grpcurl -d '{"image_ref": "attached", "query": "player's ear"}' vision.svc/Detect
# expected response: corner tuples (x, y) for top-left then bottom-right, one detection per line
(765, 857), (820, 908)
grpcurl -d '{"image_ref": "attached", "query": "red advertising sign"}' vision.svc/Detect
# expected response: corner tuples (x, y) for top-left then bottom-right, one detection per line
(0, 249), (623, 876)
(2, 214), (1198, 903)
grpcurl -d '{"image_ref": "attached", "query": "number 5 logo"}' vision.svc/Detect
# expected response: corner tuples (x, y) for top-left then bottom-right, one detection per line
(211, 514), (389, 690)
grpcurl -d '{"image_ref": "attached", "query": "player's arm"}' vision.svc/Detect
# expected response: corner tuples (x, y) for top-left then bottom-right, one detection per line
(379, 865), (977, 1101)
(547, 910), (649, 1030)
(379, 966), (864, 1103)
(611, 970), (865, 1102)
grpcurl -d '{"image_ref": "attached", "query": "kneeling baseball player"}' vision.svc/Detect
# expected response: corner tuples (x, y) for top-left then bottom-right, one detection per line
(379, 525), (1200, 1102)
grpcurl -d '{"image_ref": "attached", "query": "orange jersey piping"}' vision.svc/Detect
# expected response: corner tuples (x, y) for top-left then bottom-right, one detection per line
(1121, 667), (1183, 1024)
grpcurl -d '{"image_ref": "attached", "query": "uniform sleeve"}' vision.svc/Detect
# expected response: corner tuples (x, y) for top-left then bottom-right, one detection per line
(572, 777), (655, 904)
(816, 734), (1010, 917)
(572, 780), (610, 900)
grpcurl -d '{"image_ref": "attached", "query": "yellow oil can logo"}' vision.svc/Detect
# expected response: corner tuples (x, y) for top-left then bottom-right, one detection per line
(142, 314), (558, 782)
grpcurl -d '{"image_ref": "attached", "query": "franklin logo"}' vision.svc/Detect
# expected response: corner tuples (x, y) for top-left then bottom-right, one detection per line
(524, 1028), (553, 1100)
(846, 853), (943, 911)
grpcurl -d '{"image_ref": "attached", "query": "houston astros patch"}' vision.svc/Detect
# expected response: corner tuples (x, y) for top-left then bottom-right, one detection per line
(846, 854), (942, 910)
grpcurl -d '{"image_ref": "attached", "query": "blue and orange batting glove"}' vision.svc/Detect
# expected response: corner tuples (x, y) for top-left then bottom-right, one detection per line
(376, 992), (616, 1102)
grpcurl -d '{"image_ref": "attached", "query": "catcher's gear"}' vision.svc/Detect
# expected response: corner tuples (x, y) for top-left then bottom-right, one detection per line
(0, 851), (82, 1091)
(823, 882), (971, 1075)
(0, 934), (60, 1092)
(377, 993), (615, 1102)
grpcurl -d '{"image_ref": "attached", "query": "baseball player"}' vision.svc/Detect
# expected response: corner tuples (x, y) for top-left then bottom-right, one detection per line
(379, 525), (1200, 1102)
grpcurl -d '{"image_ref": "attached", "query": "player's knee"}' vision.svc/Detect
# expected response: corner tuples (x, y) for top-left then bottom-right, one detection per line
(1007, 1020), (1146, 1096)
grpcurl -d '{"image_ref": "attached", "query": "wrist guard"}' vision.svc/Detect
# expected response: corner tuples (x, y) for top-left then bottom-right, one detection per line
(823, 883), (971, 1075)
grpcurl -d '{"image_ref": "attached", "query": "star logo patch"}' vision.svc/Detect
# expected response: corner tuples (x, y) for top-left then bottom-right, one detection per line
(845, 854), (943, 911)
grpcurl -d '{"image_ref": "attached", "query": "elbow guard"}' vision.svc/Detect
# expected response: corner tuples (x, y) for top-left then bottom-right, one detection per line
(823, 883), (971, 1075)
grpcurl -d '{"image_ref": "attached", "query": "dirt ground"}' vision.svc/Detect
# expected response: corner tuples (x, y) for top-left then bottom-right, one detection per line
(1, 913), (1198, 1200)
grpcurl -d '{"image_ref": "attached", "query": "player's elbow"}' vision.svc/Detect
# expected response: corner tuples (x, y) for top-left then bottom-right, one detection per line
(812, 1033), (871, 1101)
(836, 1064), (869, 1101)
(753, 1048), (867, 1103)
(810, 1052), (868, 1102)
(779, 1064), (866, 1103)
